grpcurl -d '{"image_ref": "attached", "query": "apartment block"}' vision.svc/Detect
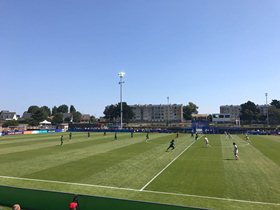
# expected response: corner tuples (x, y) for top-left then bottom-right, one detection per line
(131, 104), (184, 123)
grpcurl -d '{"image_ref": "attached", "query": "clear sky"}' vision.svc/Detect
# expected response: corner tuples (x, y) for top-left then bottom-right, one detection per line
(1, 0), (280, 117)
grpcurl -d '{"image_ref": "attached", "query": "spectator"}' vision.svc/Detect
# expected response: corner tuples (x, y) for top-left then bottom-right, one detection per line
(12, 204), (21, 210)
(69, 195), (79, 210)
(69, 201), (78, 210)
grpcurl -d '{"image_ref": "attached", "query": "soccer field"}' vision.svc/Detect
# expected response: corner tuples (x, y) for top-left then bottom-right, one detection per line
(0, 132), (279, 210)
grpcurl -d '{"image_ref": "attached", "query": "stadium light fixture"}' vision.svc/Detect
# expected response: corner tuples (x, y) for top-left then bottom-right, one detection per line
(118, 72), (125, 129)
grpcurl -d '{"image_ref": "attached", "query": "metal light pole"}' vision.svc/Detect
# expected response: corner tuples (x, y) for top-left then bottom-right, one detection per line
(265, 93), (269, 126)
(118, 72), (125, 129)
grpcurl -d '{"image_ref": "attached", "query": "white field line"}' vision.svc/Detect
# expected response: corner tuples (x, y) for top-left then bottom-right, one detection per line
(0, 175), (139, 192)
(0, 175), (279, 206)
(140, 137), (199, 191)
(143, 189), (280, 206)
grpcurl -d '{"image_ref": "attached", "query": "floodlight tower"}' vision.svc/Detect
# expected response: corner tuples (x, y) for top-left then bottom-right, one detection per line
(265, 93), (269, 126)
(118, 72), (125, 129)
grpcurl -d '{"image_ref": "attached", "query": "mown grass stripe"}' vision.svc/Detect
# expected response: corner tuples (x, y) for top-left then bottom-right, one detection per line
(23, 134), (177, 185)
(0, 133), (152, 177)
(144, 135), (226, 198)
(221, 135), (280, 204)
(140, 137), (197, 191)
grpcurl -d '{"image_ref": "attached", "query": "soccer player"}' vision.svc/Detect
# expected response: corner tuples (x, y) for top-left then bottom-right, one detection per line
(87, 132), (90, 138)
(60, 135), (64, 146)
(104, 131), (106, 136)
(195, 132), (199, 141)
(245, 134), (251, 144)
(114, 132), (117, 140)
(176, 132), (179, 138)
(233, 142), (239, 160)
(69, 132), (72, 140)
(191, 131), (194, 137)
(146, 132), (149, 140)
(204, 136), (209, 147)
(131, 130), (134, 138)
(166, 139), (175, 152)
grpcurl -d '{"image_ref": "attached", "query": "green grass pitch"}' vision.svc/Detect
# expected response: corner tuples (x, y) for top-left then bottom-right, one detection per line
(0, 132), (279, 210)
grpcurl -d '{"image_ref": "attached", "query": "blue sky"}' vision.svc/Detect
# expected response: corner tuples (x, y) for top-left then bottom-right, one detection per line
(1, 0), (279, 117)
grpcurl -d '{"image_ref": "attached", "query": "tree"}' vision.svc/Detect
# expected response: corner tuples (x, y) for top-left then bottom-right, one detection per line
(89, 115), (96, 123)
(52, 106), (58, 116)
(57, 104), (68, 113)
(116, 102), (134, 123)
(64, 117), (72, 123)
(183, 102), (199, 120)
(268, 106), (280, 125)
(41, 106), (51, 117)
(73, 111), (82, 123)
(32, 109), (48, 125)
(240, 101), (260, 124)
(51, 113), (63, 125)
(2, 120), (19, 127)
(103, 103), (134, 123)
(70, 105), (76, 113)
(28, 119), (38, 126)
(103, 105), (116, 122)
(271, 99), (280, 109)
(27, 105), (40, 114)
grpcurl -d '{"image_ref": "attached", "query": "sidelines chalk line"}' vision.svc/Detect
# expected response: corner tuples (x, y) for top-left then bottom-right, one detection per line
(0, 175), (279, 206)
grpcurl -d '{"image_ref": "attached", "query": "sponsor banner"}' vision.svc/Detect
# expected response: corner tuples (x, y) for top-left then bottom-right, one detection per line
(32, 131), (39, 134)
(24, 130), (48, 135)
(39, 130), (48, 134)
(24, 131), (33, 135)
(7, 131), (24, 135)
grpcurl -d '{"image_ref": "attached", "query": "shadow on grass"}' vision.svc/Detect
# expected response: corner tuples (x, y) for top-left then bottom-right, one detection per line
(224, 158), (235, 161)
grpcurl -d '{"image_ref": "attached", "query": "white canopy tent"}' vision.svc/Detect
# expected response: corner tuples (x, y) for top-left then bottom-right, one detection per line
(39, 120), (51, 125)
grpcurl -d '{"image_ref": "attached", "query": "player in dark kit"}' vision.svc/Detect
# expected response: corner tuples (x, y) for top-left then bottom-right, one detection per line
(114, 132), (117, 140)
(146, 132), (149, 140)
(87, 132), (90, 138)
(69, 132), (72, 140)
(195, 133), (199, 140)
(131, 130), (134, 138)
(60, 135), (64, 146)
(176, 132), (179, 138)
(166, 139), (175, 152)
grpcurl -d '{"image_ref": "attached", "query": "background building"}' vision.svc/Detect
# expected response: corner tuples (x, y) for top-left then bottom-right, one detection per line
(131, 104), (184, 123)
(0, 110), (18, 121)
(220, 104), (268, 120)
(220, 105), (241, 120)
